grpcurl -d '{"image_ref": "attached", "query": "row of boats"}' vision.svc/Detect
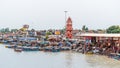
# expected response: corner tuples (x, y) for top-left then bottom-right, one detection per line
(5, 45), (71, 52)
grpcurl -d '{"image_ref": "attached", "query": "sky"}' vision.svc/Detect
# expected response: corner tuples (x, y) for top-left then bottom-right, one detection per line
(0, 0), (120, 30)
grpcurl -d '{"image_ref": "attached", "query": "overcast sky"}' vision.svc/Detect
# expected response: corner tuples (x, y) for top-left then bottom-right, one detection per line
(0, 0), (120, 30)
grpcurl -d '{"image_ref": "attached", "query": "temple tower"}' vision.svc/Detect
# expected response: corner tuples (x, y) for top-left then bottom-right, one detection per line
(66, 17), (73, 39)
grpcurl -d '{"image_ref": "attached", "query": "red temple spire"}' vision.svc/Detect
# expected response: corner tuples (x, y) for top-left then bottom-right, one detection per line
(65, 17), (73, 39)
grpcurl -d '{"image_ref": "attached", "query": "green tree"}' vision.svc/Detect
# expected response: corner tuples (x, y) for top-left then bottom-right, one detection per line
(82, 25), (89, 31)
(60, 28), (66, 34)
(5, 28), (10, 33)
(11, 29), (18, 33)
(85, 27), (88, 31)
(82, 25), (86, 31)
(0, 28), (10, 33)
(106, 25), (120, 33)
(0, 28), (5, 33)
(46, 31), (52, 35)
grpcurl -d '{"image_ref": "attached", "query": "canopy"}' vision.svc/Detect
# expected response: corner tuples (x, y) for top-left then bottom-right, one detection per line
(76, 33), (120, 38)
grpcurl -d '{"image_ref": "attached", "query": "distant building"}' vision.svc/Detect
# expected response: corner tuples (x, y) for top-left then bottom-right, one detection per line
(72, 29), (80, 39)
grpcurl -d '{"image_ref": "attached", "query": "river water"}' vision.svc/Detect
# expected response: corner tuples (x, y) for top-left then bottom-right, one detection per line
(0, 44), (120, 68)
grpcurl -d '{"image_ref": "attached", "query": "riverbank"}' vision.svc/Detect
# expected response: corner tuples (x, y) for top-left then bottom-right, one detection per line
(0, 33), (120, 61)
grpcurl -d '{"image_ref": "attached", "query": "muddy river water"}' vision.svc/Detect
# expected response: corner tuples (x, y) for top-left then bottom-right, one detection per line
(0, 44), (120, 68)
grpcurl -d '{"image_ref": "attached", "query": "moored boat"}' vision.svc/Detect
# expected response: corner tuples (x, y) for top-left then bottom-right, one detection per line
(14, 48), (22, 52)
(60, 47), (71, 51)
(22, 46), (39, 51)
(5, 45), (17, 48)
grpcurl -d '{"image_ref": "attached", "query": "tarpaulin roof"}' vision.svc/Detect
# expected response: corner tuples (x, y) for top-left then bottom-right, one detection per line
(76, 33), (120, 38)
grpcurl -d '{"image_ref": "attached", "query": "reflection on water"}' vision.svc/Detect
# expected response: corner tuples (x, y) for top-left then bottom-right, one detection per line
(85, 55), (120, 68)
(0, 44), (120, 68)
(65, 51), (73, 68)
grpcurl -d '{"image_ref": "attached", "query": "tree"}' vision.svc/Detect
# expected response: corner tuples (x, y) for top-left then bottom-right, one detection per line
(60, 28), (66, 34)
(82, 25), (89, 31)
(82, 25), (86, 31)
(0, 28), (10, 33)
(11, 29), (18, 33)
(0, 28), (5, 33)
(46, 31), (52, 35)
(5, 28), (10, 33)
(106, 25), (120, 33)
(86, 27), (88, 31)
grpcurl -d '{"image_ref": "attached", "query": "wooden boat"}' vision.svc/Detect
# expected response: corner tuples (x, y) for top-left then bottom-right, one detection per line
(85, 51), (93, 55)
(2, 40), (8, 44)
(44, 47), (52, 51)
(39, 47), (44, 51)
(5, 45), (17, 48)
(60, 47), (71, 51)
(51, 48), (60, 52)
(44, 46), (60, 52)
(22, 46), (39, 51)
(14, 48), (22, 52)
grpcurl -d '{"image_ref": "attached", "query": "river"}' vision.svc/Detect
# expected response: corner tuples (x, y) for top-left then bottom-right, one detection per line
(0, 44), (120, 68)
